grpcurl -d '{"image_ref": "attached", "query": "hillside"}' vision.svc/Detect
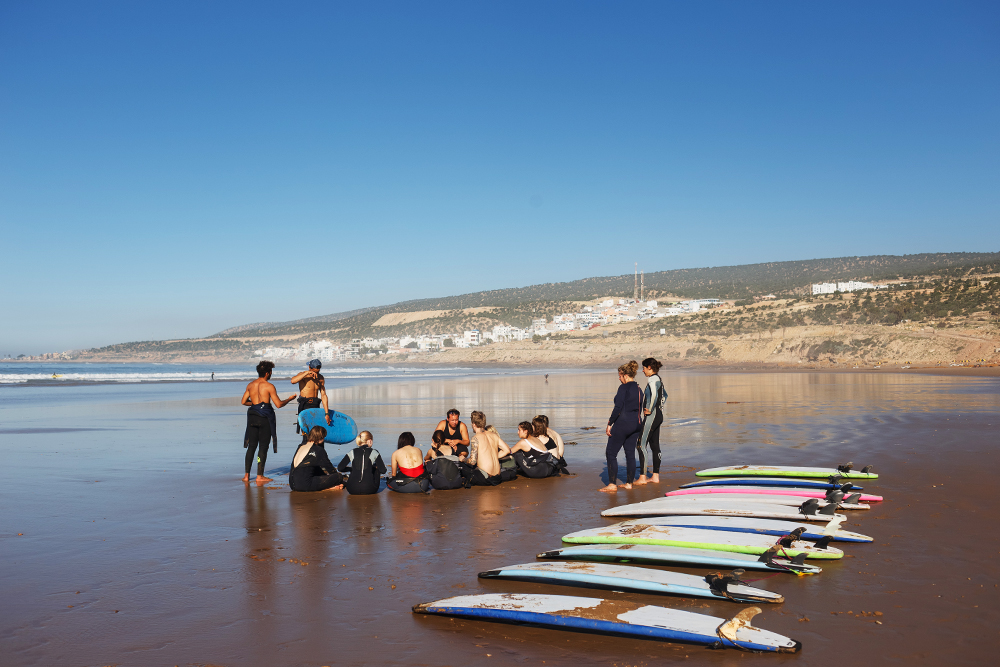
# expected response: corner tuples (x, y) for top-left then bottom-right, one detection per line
(71, 251), (1000, 363)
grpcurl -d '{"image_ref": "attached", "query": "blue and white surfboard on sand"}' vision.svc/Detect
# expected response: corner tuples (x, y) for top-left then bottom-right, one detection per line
(413, 593), (801, 652)
(479, 561), (784, 603)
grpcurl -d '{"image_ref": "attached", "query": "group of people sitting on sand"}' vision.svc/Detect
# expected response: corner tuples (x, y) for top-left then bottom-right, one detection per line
(287, 409), (568, 494)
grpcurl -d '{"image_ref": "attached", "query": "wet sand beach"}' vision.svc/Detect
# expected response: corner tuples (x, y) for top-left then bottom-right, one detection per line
(2, 370), (999, 665)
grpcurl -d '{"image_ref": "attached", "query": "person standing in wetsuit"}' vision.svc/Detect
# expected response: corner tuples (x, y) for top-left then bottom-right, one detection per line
(635, 357), (666, 486)
(600, 360), (643, 493)
(241, 360), (296, 485)
(434, 409), (470, 460)
(290, 359), (331, 442)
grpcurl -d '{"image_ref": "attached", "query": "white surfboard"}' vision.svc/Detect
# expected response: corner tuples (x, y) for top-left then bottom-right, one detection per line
(656, 493), (870, 510)
(479, 561), (784, 603)
(413, 593), (802, 652)
(696, 464), (877, 479)
(562, 524), (844, 559)
(619, 516), (872, 542)
(538, 543), (823, 574)
(601, 498), (847, 522)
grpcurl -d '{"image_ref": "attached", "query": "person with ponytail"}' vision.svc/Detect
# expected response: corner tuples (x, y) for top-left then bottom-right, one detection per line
(635, 357), (666, 485)
(336, 430), (387, 494)
(600, 360), (643, 493)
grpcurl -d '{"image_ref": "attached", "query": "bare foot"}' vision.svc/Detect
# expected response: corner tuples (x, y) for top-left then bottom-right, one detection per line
(242, 474), (250, 483)
(599, 484), (618, 493)
(634, 475), (648, 486)
(623, 483), (633, 490)
(650, 473), (660, 484)
(322, 484), (345, 492)
(255, 476), (273, 485)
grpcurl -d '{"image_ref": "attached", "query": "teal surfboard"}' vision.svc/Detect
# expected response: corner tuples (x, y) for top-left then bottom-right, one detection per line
(297, 408), (358, 445)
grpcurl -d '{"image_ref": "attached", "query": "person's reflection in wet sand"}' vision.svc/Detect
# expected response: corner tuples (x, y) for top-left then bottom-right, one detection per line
(287, 488), (335, 611)
(242, 484), (278, 639)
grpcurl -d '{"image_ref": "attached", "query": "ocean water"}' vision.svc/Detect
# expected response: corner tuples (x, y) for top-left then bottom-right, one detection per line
(0, 362), (546, 386)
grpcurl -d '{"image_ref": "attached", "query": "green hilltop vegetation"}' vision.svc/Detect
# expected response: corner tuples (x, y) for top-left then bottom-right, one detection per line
(86, 251), (1000, 356)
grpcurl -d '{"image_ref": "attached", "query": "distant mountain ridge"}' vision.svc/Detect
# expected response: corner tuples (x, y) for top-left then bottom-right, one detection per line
(213, 251), (1000, 339)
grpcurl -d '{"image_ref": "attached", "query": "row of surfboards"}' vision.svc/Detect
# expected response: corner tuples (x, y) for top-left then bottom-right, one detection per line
(413, 462), (881, 653)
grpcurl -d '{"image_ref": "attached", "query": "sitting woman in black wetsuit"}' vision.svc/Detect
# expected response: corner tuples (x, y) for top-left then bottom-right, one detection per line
(424, 430), (455, 461)
(289, 426), (345, 492)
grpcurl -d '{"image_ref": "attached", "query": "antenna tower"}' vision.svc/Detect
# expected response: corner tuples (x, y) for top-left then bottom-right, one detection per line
(634, 263), (638, 301)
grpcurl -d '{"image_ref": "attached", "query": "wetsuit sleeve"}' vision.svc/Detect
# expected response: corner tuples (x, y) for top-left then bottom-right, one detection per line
(373, 453), (388, 476)
(315, 448), (335, 475)
(608, 384), (626, 425)
(337, 454), (351, 472)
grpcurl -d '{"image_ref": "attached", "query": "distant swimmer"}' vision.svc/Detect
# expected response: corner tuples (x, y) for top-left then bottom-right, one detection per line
(434, 409), (470, 458)
(337, 431), (386, 495)
(465, 411), (511, 486)
(291, 359), (331, 442)
(545, 374), (549, 382)
(241, 360), (296, 485)
(387, 431), (430, 493)
(289, 426), (344, 492)
(211, 372), (215, 381)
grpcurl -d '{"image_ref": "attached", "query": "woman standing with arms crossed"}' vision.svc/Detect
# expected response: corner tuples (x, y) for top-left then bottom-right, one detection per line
(600, 360), (643, 493)
(635, 357), (666, 486)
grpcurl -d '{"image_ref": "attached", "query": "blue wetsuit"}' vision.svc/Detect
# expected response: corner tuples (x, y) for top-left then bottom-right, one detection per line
(606, 381), (642, 484)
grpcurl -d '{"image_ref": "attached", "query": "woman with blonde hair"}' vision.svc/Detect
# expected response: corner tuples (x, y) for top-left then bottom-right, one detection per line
(337, 430), (386, 494)
(600, 360), (643, 493)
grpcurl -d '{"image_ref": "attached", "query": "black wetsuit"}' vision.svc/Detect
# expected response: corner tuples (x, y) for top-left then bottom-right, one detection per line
(337, 447), (387, 495)
(296, 396), (323, 441)
(244, 403), (277, 477)
(606, 381), (642, 484)
(289, 443), (343, 492)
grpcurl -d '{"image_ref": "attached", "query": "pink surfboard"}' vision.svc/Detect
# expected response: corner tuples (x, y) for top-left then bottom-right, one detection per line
(665, 486), (883, 503)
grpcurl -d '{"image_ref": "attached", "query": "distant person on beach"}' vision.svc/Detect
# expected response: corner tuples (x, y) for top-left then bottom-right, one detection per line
(291, 360), (331, 442)
(635, 357), (666, 486)
(434, 409), (470, 457)
(211, 372), (215, 381)
(600, 360), (642, 493)
(289, 426), (344, 492)
(387, 431), (430, 492)
(337, 431), (386, 495)
(465, 410), (510, 486)
(241, 360), (296, 485)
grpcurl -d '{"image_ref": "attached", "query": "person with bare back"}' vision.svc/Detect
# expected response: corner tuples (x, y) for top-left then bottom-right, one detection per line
(241, 360), (296, 485)
(465, 411), (511, 486)
(290, 359), (331, 442)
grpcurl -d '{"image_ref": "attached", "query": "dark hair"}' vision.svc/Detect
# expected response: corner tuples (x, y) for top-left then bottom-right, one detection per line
(397, 431), (416, 449)
(642, 357), (662, 373)
(431, 429), (445, 445)
(517, 421), (533, 436)
(533, 414), (549, 428)
(256, 360), (275, 378)
(470, 410), (486, 430)
(307, 425), (327, 443)
(447, 408), (460, 418)
(531, 417), (547, 437)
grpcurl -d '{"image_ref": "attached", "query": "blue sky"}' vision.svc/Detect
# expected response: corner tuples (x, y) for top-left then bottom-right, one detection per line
(1, 1), (997, 354)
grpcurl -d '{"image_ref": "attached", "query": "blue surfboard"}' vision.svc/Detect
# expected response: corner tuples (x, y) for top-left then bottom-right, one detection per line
(297, 408), (358, 445)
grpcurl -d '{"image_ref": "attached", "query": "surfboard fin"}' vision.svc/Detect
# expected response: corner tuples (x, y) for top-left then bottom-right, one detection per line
(822, 517), (844, 534)
(799, 498), (820, 515)
(758, 546), (779, 564)
(840, 482), (855, 492)
(819, 502), (840, 516)
(814, 536), (833, 550)
(790, 553), (807, 565)
(844, 492), (862, 504)
(861, 465), (874, 473)
(827, 474), (844, 485)
(717, 606), (762, 643)
(825, 489), (845, 502)
(838, 462), (854, 473)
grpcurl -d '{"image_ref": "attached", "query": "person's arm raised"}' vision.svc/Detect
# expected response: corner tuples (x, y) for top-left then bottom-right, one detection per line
(289, 370), (309, 384)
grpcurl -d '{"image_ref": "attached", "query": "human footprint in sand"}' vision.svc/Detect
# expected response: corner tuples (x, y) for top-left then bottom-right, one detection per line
(600, 360), (642, 493)
(241, 360), (296, 485)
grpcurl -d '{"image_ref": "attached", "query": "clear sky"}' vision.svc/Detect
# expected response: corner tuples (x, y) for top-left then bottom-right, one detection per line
(1, 1), (997, 354)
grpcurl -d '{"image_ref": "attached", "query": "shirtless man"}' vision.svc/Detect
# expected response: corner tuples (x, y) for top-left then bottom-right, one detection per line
(241, 360), (296, 484)
(466, 411), (510, 486)
(434, 408), (470, 459)
(290, 359), (331, 442)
